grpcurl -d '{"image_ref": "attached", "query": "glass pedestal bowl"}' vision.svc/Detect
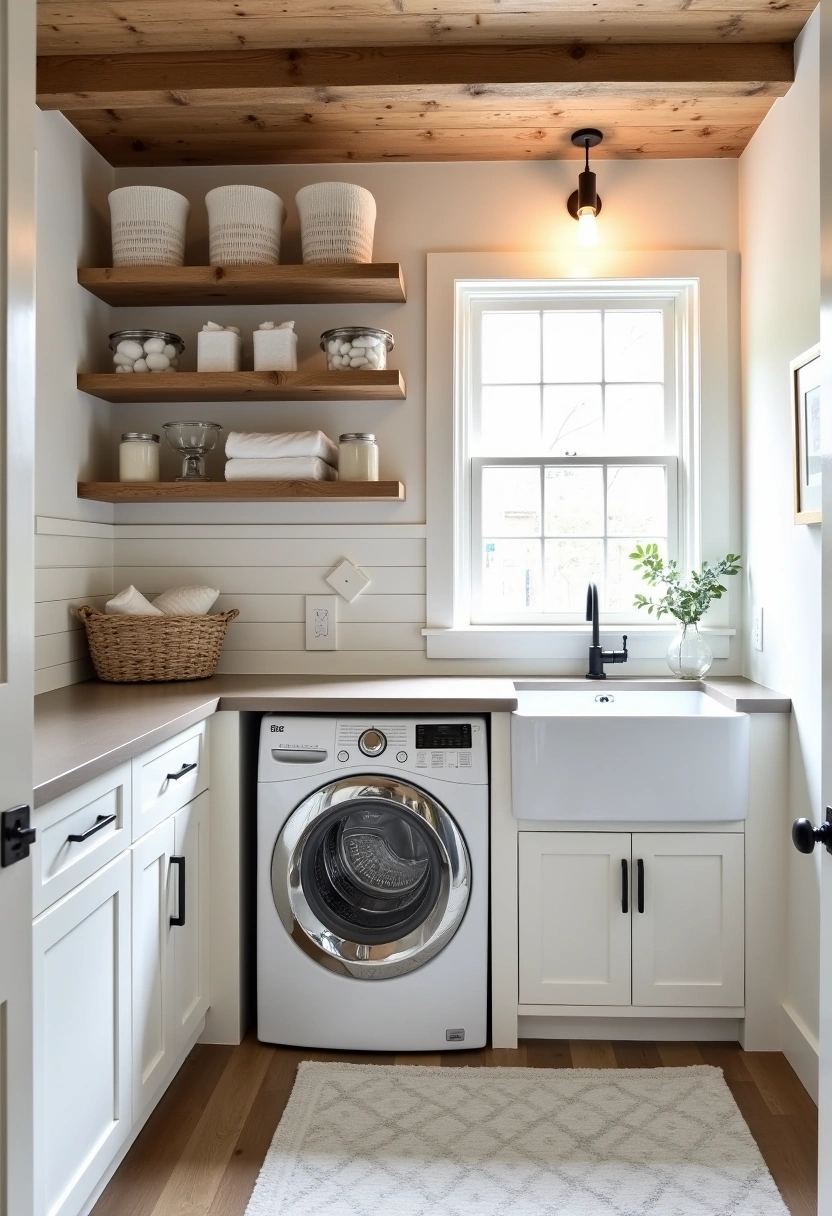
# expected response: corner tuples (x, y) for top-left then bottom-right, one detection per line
(163, 421), (222, 482)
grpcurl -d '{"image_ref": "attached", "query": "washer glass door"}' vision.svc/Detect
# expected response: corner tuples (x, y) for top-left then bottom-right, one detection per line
(272, 776), (470, 979)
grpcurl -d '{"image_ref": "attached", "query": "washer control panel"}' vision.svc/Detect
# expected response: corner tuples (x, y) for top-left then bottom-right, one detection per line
(259, 716), (487, 784)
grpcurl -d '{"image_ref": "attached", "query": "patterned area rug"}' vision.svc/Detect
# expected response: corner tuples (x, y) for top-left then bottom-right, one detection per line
(244, 1062), (789, 1215)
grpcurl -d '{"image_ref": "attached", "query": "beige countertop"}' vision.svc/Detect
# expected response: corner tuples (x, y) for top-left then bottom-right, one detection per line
(33, 673), (790, 807)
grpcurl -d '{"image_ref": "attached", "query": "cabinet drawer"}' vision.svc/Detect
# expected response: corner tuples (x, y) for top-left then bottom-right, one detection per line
(33, 763), (132, 917)
(132, 721), (209, 840)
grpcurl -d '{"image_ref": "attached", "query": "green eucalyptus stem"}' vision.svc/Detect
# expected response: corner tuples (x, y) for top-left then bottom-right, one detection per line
(630, 545), (742, 625)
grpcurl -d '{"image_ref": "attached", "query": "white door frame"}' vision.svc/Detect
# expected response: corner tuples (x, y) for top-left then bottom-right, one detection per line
(0, 0), (36, 1209)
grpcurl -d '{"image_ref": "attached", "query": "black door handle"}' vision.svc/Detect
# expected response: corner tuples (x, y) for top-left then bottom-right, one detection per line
(166, 762), (197, 782)
(637, 858), (645, 913)
(792, 815), (832, 854)
(68, 813), (117, 843)
(170, 855), (186, 927)
(1, 805), (35, 867)
(621, 859), (628, 914)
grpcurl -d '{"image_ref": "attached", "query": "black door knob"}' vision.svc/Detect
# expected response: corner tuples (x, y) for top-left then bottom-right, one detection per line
(792, 817), (832, 854)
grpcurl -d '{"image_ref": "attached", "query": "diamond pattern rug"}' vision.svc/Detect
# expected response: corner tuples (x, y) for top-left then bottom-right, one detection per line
(244, 1062), (789, 1215)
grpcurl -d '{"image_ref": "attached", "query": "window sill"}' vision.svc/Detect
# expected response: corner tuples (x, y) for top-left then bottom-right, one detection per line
(422, 625), (735, 661)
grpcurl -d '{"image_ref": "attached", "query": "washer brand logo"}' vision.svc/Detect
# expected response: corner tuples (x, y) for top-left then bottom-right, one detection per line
(446, 1029), (465, 1042)
(270, 725), (285, 732)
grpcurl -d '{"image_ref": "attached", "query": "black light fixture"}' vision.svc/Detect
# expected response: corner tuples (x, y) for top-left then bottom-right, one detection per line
(567, 128), (603, 247)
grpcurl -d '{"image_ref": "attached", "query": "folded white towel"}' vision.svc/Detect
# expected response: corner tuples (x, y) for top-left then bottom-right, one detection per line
(225, 457), (337, 481)
(105, 586), (162, 616)
(152, 585), (219, 615)
(225, 430), (338, 466)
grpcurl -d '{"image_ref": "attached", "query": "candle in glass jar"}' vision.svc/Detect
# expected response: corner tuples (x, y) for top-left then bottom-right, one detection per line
(338, 433), (379, 481)
(119, 432), (160, 482)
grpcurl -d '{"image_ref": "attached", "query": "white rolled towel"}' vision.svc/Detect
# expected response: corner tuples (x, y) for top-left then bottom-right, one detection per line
(225, 430), (338, 466)
(152, 586), (219, 615)
(105, 586), (163, 616)
(225, 457), (337, 481)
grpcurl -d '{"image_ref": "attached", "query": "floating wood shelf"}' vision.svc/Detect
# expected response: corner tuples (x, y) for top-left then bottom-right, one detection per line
(78, 480), (405, 503)
(77, 370), (405, 404)
(77, 263), (407, 306)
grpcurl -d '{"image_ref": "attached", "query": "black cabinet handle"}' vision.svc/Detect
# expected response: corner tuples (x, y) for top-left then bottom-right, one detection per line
(166, 762), (197, 782)
(170, 855), (186, 927)
(637, 858), (645, 913)
(621, 859), (628, 914)
(68, 813), (117, 843)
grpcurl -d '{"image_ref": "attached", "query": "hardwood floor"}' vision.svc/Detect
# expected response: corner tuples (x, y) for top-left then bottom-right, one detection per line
(92, 1038), (818, 1216)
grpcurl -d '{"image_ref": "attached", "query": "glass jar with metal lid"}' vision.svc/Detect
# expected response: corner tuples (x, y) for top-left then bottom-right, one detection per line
(339, 433), (379, 482)
(119, 432), (160, 482)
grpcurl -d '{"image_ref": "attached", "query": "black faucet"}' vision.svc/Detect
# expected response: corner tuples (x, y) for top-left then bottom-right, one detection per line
(586, 582), (628, 679)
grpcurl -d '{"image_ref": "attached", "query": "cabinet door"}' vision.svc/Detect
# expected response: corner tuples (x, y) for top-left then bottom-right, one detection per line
(519, 832), (632, 1005)
(33, 853), (132, 1216)
(173, 792), (210, 1051)
(132, 817), (176, 1120)
(631, 833), (744, 1007)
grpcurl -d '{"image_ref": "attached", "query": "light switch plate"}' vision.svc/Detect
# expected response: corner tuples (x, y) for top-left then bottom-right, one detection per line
(326, 558), (371, 602)
(305, 595), (337, 650)
(753, 605), (764, 651)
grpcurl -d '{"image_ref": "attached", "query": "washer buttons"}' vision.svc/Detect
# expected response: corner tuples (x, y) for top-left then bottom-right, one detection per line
(396, 751), (408, 763)
(337, 750), (349, 762)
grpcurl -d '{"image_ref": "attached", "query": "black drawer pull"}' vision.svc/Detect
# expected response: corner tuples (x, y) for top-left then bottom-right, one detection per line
(637, 858), (645, 914)
(621, 858), (628, 914)
(68, 813), (117, 843)
(166, 762), (197, 782)
(170, 856), (186, 927)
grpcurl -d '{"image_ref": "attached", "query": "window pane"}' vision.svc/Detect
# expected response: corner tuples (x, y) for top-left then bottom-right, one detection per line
(482, 539), (542, 612)
(544, 539), (604, 612)
(542, 311), (602, 382)
(604, 385), (665, 453)
(607, 466), (667, 536)
(480, 386), (541, 454)
(481, 312), (540, 384)
(481, 466), (541, 536)
(607, 538), (667, 613)
(604, 311), (663, 382)
(544, 466), (604, 536)
(543, 385), (603, 455)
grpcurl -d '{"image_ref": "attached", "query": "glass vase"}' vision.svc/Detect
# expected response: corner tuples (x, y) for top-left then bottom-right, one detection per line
(666, 622), (712, 680)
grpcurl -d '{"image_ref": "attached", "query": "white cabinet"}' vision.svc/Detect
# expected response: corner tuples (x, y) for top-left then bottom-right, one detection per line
(519, 833), (632, 1005)
(631, 833), (744, 1007)
(519, 831), (744, 1010)
(132, 792), (210, 1119)
(132, 721), (208, 841)
(33, 853), (132, 1216)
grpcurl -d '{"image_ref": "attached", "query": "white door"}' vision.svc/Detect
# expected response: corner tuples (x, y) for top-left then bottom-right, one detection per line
(0, 0), (36, 1208)
(32, 854), (132, 1216)
(131, 817), (176, 1119)
(173, 792), (210, 1050)
(518, 832), (632, 1006)
(631, 833), (744, 1008)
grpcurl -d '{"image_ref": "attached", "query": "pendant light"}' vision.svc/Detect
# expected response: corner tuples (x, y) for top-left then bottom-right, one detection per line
(567, 128), (603, 248)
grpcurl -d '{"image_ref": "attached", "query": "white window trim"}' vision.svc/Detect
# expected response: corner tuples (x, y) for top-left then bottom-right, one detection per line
(424, 250), (740, 662)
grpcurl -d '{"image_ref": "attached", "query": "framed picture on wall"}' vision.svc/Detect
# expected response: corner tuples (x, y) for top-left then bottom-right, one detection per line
(791, 343), (822, 524)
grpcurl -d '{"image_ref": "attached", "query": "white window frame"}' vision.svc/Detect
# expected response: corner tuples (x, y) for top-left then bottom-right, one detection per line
(424, 250), (740, 663)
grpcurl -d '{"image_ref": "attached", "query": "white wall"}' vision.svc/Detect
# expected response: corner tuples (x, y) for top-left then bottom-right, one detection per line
(35, 112), (115, 692)
(739, 9), (821, 1098)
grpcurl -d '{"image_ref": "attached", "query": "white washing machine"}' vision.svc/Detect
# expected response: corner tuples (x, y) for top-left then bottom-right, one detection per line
(257, 714), (488, 1051)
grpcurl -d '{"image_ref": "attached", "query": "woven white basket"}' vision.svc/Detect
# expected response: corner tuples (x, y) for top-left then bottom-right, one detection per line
(206, 185), (285, 266)
(109, 186), (190, 267)
(295, 183), (376, 264)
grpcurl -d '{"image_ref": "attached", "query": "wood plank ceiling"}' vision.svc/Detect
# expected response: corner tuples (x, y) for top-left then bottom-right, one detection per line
(36, 2), (811, 166)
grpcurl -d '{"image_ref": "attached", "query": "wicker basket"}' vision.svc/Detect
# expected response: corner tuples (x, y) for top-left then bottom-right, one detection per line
(206, 185), (285, 266)
(77, 606), (239, 683)
(109, 186), (190, 267)
(295, 182), (376, 264)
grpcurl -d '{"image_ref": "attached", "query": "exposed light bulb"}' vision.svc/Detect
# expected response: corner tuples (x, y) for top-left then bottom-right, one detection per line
(577, 209), (598, 248)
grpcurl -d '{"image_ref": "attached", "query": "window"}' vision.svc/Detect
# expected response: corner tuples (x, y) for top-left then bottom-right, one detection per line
(425, 251), (737, 661)
(471, 297), (677, 623)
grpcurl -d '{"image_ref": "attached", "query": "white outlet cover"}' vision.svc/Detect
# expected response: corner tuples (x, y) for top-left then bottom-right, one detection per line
(326, 558), (371, 603)
(305, 595), (337, 650)
(753, 605), (764, 652)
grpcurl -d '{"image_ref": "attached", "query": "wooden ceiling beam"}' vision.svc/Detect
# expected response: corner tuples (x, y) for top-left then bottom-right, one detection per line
(37, 41), (794, 112)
